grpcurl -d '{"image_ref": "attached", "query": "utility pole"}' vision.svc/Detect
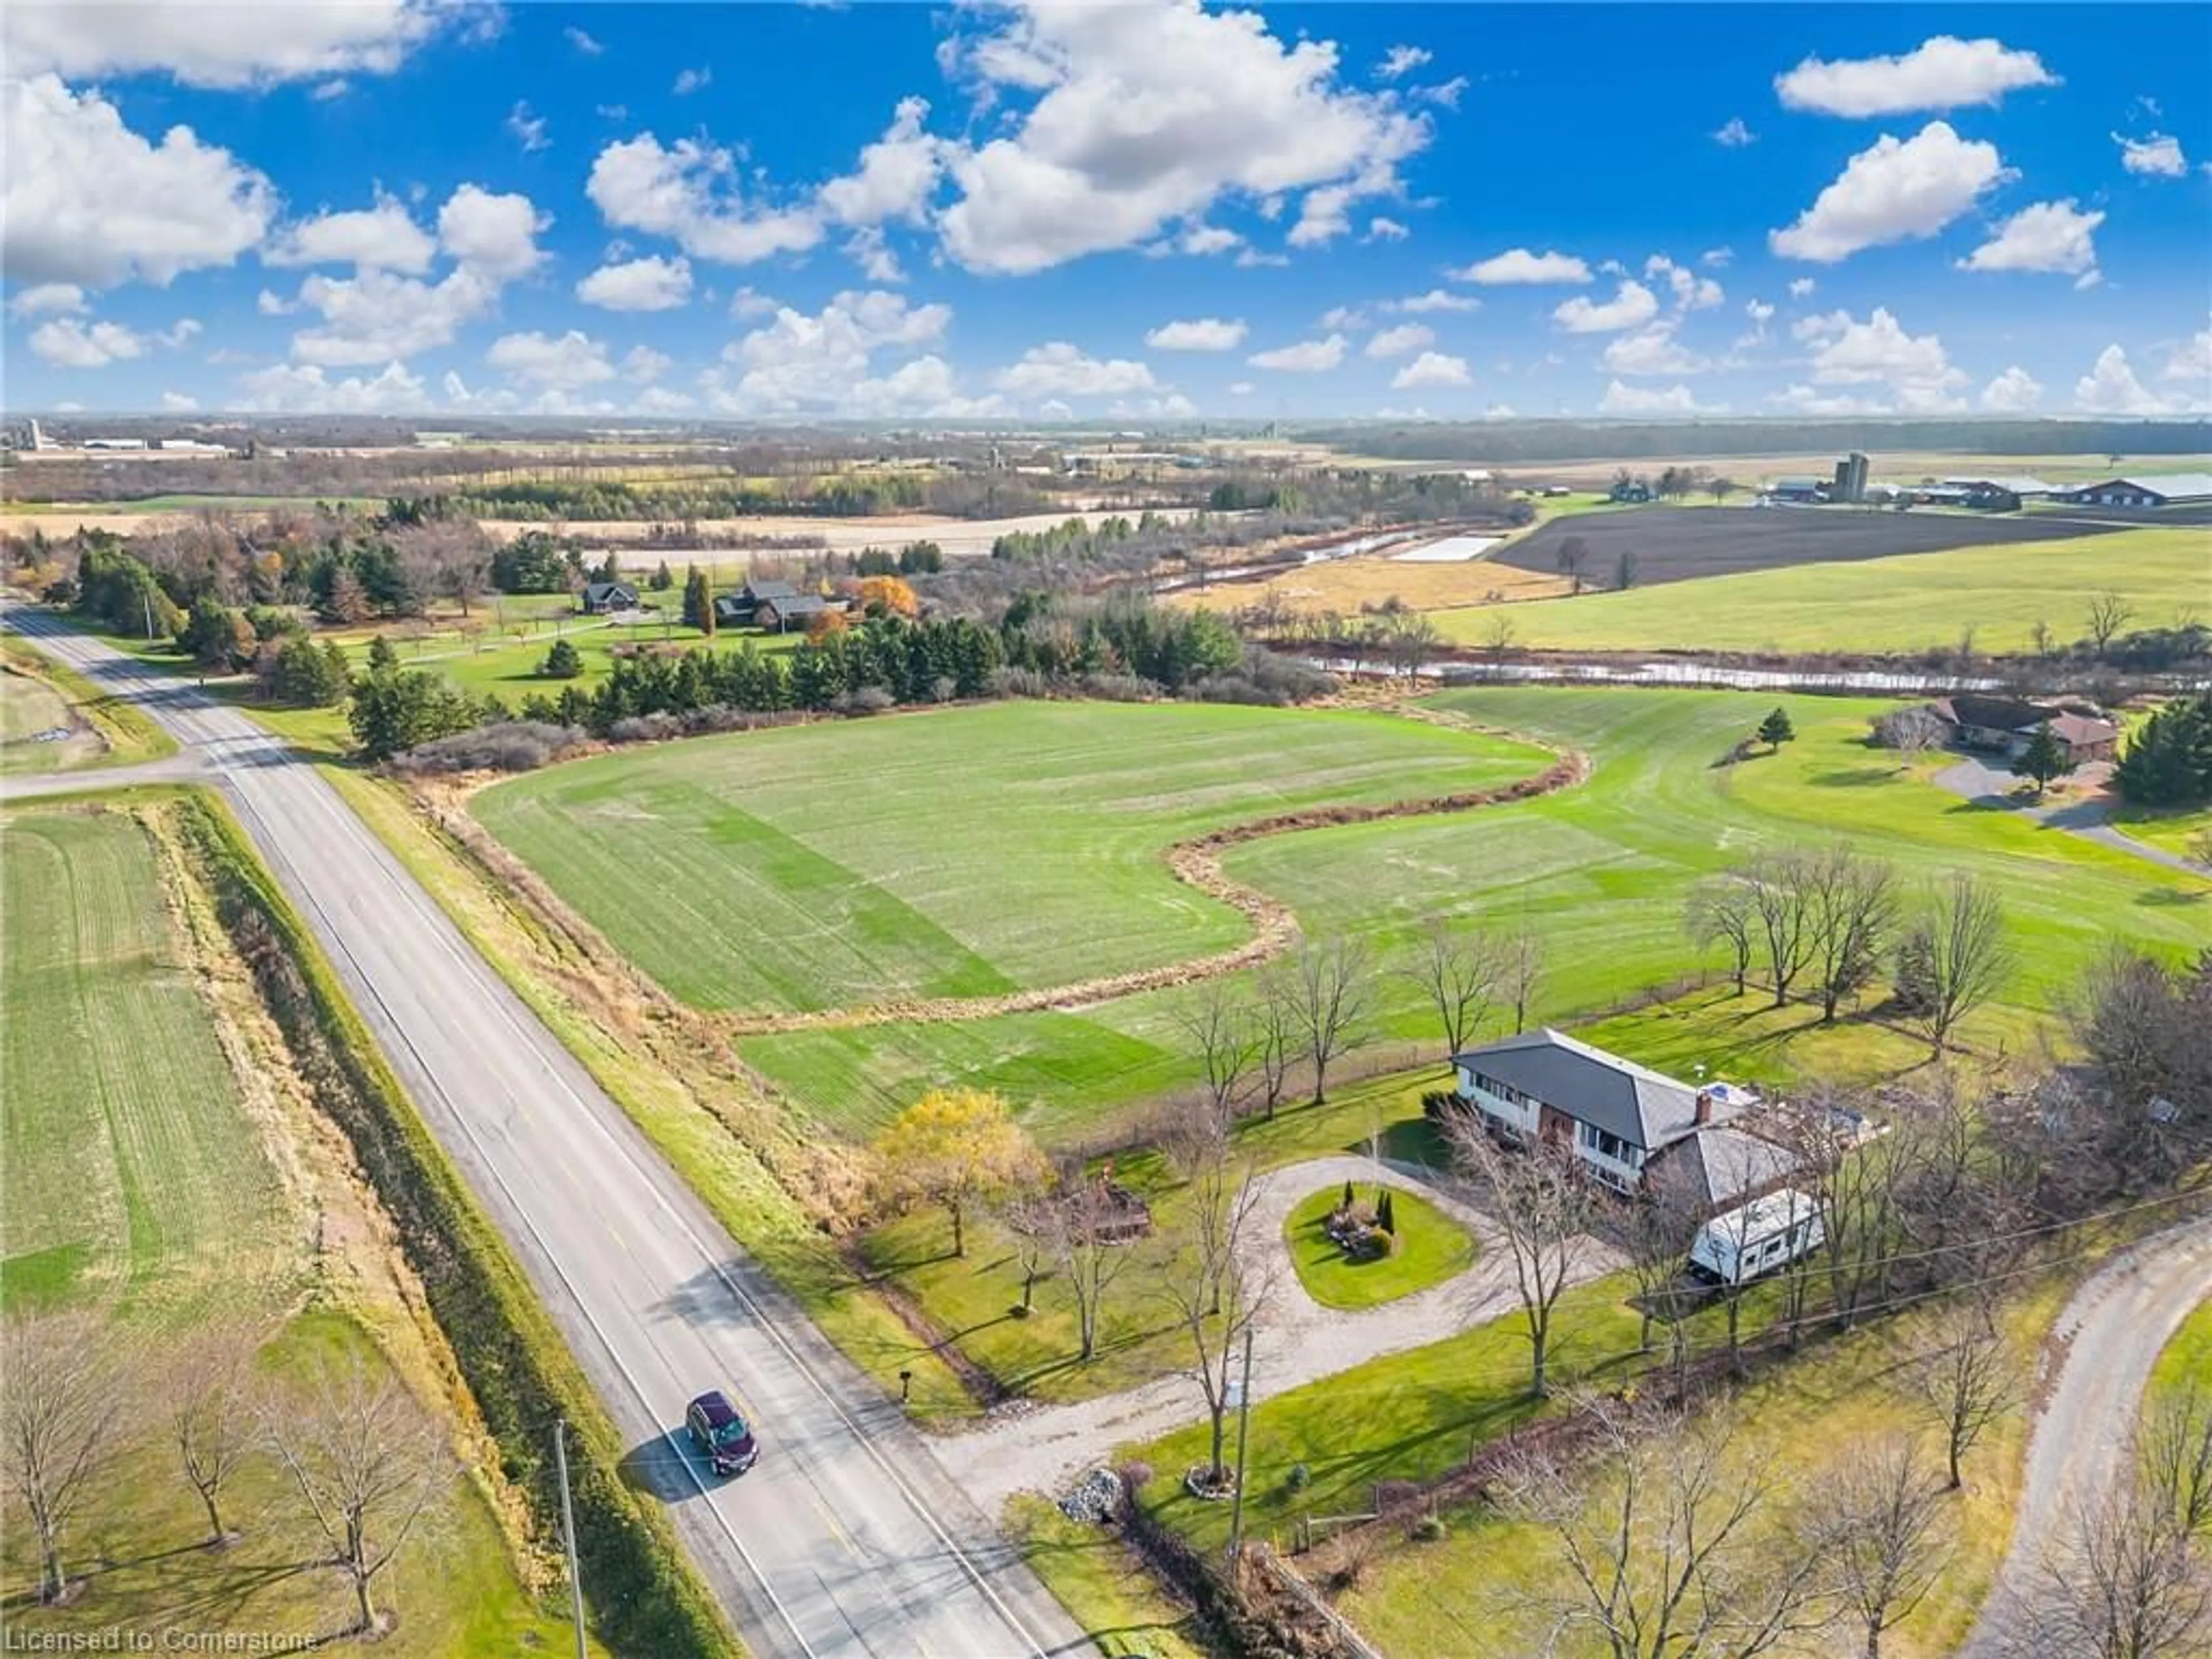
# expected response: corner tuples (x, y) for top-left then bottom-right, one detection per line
(555, 1418), (586, 1659)
(1226, 1327), (1255, 1569)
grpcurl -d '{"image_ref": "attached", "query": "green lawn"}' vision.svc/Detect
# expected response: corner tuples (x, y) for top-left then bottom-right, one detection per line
(741, 688), (2209, 1142)
(344, 604), (802, 702)
(1004, 1497), (1210, 1659)
(2150, 1296), (2212, 1411)
(475, 700), (1551, 1013)
(1, 636), (176, 772)
(0, 803), (575, 1653)
(1432, 526), (2211, 656)
(1284, 1185), (1475, 1311)
(1335, 1274), (2074, 1659)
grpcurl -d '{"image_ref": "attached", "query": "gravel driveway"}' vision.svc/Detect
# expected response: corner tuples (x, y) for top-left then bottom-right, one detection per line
(1932, 755), (2202, 877)
(933, 1154), (1622, 1514)
(1958, 1212), (2212, 1655)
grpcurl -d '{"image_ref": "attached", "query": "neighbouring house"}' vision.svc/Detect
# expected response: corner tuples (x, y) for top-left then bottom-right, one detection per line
(718, 578), (817, 630)
(1609, 478), (1654, 503)
(755, 592), (849, 632)
(711, 594), (752, 627)
(1925, 695), (2120, 764)
(1450, 1028), (1782, 1199)
(579, 580), (642, 615)
(2052, 474), (2212, 509)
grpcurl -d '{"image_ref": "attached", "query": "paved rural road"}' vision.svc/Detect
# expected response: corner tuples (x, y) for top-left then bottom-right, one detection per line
(937, 1154), (1622, 1514)
(1957, 1212), (2212, 1656)
(0, 604), (1081, 1659)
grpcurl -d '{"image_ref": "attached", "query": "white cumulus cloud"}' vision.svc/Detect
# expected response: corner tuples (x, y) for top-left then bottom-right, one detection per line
(1247, 334), (1349, 371)
(1450, 247), (1591, 285)
(1145, 318), (1247, 351)
(7, 282), (87, 319)
(2113, 131), (2189, 179)
(576, 254), (694, 312)
(1979, 366), (2043, 412)
(1957, 199), (2104, 285)
(1598, 381), (1715, 415)
(1770, 121), (2010, 263)
(28, 316), (147, 368)
(2, 75), (274, 287)
(1389, 289), (1477, 313)
(435, 184), (550, 279)
(265, 198), (438, 275)
(486, 330), (618, 388)
(1365, 323), (1434, 359)
(2074, 344), (2175, 415)
(587, 132), (824, 264)
(706, 290), (968, 416)
(1793, 306), (1968, 411)
(2, 1), (454, 88)
(936, 1), (1430, 272)
(1775, 36), (2057, 117)
(1391, 351), (1469, 389)
(236, 360), (430, 413)
(1552, 281), (1660, 334)
(994, 342), (1157, 397)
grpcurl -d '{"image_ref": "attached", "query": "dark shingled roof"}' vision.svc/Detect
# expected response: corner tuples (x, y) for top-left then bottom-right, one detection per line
(1452, 1027), (1704, 1153)
(744, 579), (800, 601)
(1647, 1123), (1796, 1209)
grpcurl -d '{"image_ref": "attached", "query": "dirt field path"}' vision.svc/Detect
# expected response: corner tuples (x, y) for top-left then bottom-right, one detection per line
(1957, 1213), (2212, 1656)
(931, 1153), (1622, 1513)
(713, 750), (1588, 1038)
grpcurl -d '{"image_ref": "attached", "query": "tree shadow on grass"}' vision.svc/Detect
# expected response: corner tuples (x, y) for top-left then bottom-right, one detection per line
(1808, 766), (1902, 787)
(2137, 887), (2208, 906)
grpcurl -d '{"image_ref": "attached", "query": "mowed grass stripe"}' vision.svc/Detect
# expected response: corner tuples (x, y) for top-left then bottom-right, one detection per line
(741, 688), (2209, 1142)
(1, 811), (288, 1314)
(1433, 525), (2211, 656)
(476, 701), (1550, 1013)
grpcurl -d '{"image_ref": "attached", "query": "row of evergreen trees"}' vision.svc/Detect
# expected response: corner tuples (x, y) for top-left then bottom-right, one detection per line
(2113, 693), (2212, 806)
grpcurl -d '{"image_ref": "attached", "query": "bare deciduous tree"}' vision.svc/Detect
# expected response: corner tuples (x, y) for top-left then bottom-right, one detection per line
(1038, 1166), (1144, 1362)
(2141, 1381), (2212, 1540)
(1177, 983), (1257, 1123)
(1250, 972), (1297, 1122)
(1915, 873), (2013, 1057)
(172, 1329), (262, 1547)
(1152, 1109), (1274, 1486)
(2014, 1481), (2212, 1659)
(1869, 705), (1948, 762)
(2085, 590), (2135, 656)
(1619, 1174), (1705, 1364)
(1, 1312), (117, 1603)
(1444, 1119), (1596, 1399)
(1684, 875), (1757, 997)
(1505, 926), (1545, 1034)
(1501, 1398), (1829, 1659)
(1808, 1434), (1953, 1659)
(1912, 1307), (2020, 1491)
(263, 1358), (454, 1636)
(1406, 916), (1504, 1058)
(1746, 848), (1816, 1010)
(1288, 938), (1371, 1105)
(1804, 844), (1898, 1022)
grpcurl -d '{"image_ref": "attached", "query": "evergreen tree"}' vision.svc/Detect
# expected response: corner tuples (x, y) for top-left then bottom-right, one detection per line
(594, 551), (623, 585)
(321, 640), (354, 700)
(1342, 1179), (1356, 1214)
(2016, 722), (2073, 800)
(1892, 923), (1939, 1016)
(1756, 707), (1795, 752)
(692, 568), (717, 639)
(650, 559), (675, 592)
(680, 565), (708, 629)
(2112, 694), (2212, 806)
(319, 567), (372, 625)
(366, 636), (400, 673)
(1376, 1189), (1396, 1234)
(541, 638), (584, 679)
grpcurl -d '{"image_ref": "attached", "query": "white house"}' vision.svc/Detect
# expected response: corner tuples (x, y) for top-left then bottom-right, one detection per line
(1450, 1028), (1777, 1197)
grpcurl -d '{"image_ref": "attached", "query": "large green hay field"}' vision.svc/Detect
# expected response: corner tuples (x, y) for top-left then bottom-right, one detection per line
(0, 805), (571, 1652)
(1434, 525), (2209, 656)
(475, 700), (1550, 1011)
(730, 688), (2209, 1141)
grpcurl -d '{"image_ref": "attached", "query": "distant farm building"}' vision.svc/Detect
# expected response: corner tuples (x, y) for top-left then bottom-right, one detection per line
(1609, 478), (1654, 503)
(1941, 476), (2052, 512)
(1832, 451), (1870, 504)
(1767, 477), (1827, 504)
(2053, 474), (2212, 509)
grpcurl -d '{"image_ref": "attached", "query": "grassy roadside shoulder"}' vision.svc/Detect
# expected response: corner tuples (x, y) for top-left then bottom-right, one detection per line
(172, 790), (738, 1658)
(3, 631), (177, 765)
(315, 762), (980, 1423)
(1005, 1496), (1212, 1659)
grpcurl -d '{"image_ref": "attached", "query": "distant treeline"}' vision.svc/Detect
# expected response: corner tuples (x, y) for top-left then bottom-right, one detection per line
(1295, 418), (2212, 464)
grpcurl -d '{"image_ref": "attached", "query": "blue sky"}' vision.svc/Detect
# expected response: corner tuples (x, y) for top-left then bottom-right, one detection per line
(3, 2), (2208, 419)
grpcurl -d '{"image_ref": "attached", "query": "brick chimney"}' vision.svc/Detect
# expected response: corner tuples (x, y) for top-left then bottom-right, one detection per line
(1695, 1089), (1714, 1126)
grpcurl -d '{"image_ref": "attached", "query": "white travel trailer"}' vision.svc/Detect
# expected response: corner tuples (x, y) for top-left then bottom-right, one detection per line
(1688, 1188), (1824, 1287)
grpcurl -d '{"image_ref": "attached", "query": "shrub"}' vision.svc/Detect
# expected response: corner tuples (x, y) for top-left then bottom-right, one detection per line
(1421, 1089), (1465, 1124)
(1073, 672), (1158, 703)
(1285, 1461), (1312, 1493)
(831, 684), (896, 716)
(389, 720), (584, 774)
(987, 665), (1051, 699)
(1411, 1513), (1447, 1543)
(608, 713), (685, 744)
(1118, 1459), (1156, 1495)
(540, 638), (584, 679)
